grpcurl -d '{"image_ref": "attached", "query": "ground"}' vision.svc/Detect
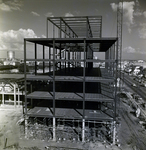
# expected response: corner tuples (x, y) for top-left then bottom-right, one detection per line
(0, 103), (146, 150)
(117, 101), (146, 150)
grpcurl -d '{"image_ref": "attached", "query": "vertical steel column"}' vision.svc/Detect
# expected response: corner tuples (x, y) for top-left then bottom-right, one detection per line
(46, 18), (48, 38)
(113, 43), (116, 77)
(68, 26), (70, 38)
(86, 17), (88, 69)
(82, 119), (85, 142)
(55, 48), (57, 70)
(24, 39), (28, 139)
(80, 51), (81, 67)
(35, 43), (37, 75)
(25, 118), (28, 139)
(113, 40), (118, 145)
(108, 49), (110, 71)
(2, 83), (4, 105)
(18, 87), (20, 107)
(86, 17), (88, 38)
(53, 39), (56, 141)
(60, 18), (62, 38)
(111, 44), (115, 77)
(68, 48), (70, 70)
(113, 121), (116, 145)
(53, 24), (55, 38)
(72, 51), (74, 67)
(31, 84), (33, 107)
(65, 46), (67, 71)
(82, 39), (86, 142)
(75, 50), (76, 67)
(59, 44), (61, 70)
(59, 18), (62, 70)
(24, 39), (27, 114)
(77, 51), (81, 67)
(100, 16), (102, 38)
(105, 51), (108, 69)
(109, 48), (111, 72)
(49, 47), (51, 72)
(64, 25), (66, 38)
(43, 45), (45, 74)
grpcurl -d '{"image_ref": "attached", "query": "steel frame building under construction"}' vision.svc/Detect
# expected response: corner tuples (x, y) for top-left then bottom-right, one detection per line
(24, 16), (120, 144)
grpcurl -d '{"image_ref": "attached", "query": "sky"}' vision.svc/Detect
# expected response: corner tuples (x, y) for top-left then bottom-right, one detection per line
(0, 0), (146, 60)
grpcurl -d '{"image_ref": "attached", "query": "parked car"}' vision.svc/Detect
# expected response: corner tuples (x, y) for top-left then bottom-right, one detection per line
(132, 94), (143, 103)
(140, 79), (146, 87)
(124, 67), (132, 73)
(133, 77), (141, 83)
(131, 83), (137, 87)
(141, 83), (146, 87)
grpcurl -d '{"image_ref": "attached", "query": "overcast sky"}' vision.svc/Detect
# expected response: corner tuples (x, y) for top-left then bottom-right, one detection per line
(0, 0), (146, 60)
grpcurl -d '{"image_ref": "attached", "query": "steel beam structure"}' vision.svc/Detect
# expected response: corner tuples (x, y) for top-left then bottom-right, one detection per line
(47, 16), (102, 39)
(24, 16), (119, 144)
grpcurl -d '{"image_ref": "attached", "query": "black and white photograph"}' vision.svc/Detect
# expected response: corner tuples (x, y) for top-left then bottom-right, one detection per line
(0, 0), (146, 149)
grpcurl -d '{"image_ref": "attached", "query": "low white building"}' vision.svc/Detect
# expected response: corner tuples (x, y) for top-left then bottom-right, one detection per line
(3, 59), (20, 66)
(0, 74), (24, 107)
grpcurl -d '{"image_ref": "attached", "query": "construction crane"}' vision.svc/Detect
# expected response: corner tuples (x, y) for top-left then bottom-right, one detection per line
(117, 0), (123, 90)
(112, 0), (123, 145)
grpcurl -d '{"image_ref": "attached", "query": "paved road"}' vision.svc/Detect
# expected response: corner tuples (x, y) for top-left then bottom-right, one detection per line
(123, 73), (146, 101)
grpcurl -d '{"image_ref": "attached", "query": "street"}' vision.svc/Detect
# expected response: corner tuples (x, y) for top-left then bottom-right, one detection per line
(123, 73), (146, 101)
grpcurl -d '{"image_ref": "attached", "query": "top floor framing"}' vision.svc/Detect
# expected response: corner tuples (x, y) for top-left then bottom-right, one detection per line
(46, 16), (102, 38)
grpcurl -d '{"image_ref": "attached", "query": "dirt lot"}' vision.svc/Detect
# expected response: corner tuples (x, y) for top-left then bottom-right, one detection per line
(0, 106), (23, 149)
(0, 104), (146, 150)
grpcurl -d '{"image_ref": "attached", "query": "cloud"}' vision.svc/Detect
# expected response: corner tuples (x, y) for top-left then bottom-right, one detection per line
(41, 34), (46, 38)
(111, 1), (135, 33)
(31, 11), (40, 17)
(0, 0), (22, 11)
(0, 29), (37, 50)
(74, 11), (80, 15)
(123, 46), (136, 53)
(0, 3), (11, 11)
(133, 0), (142, 17)
(139, 50), (146, 54)
(134, 11), (142, 17)
(123, 2), (135, 29)
(123, 46), (146, 55)
(64, 12), (74, 17)
(138, 23), (146, 39)
(45, 12), (54, 17)
(143, 11), (146, 18)
(110, 3), (118, 12)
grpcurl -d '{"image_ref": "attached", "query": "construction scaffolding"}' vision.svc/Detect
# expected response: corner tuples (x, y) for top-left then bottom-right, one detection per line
(24, 16), (119, 144)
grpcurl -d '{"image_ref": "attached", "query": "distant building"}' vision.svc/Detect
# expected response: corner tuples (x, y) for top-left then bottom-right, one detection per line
(137, 60), (144, 63)
(3, 51), (20, 66)
(7, 51), (15, 60)
(0, 74), (24, 106)
(3, 59), (20, 66)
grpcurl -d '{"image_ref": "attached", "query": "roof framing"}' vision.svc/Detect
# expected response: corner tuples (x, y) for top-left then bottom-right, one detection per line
(47, 16), (102, 38)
